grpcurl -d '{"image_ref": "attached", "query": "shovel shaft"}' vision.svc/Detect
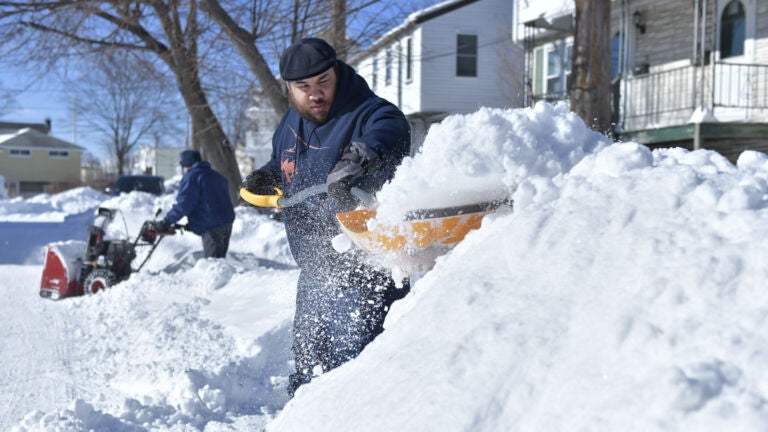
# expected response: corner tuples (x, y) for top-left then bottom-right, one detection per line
(278, 184), (327, 207)
(239, 185), (373, 209)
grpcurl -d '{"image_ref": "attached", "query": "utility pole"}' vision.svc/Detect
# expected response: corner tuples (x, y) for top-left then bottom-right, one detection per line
(72, 97), (77, 144)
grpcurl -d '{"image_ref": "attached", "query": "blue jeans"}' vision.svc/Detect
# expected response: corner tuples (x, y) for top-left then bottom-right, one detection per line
(288, 260), (408, 396)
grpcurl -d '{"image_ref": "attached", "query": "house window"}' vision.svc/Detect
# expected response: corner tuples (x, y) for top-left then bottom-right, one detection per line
(9, 149), (31, 157)
(456, 34), (478, 77)
(49, 150), (70, 158)
(405, 38), (413, 82)
(385, 49), (392, 86)
(546, 42), (572, 96)
(372, 57), (378, 91)
(721, 0), (745, 58)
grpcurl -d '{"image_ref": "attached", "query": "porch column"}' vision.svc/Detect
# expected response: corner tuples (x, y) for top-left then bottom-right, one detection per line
(693, 122), (702, 150)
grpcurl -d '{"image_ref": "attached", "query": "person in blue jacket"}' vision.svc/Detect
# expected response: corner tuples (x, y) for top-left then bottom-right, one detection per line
(152, 150), (235, 258)
(243, 37), (411, 397)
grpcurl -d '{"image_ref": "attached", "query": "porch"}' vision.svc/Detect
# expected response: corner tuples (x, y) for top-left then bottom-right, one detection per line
(619, 62), (768, 132)
(526, 61), (768, 161)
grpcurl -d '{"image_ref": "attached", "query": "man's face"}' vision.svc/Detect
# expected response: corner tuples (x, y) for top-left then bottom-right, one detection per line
(287, 66), (337, 125)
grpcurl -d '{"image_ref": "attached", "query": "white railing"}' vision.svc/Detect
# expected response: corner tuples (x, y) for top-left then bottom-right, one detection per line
(621, 62), (768, 131)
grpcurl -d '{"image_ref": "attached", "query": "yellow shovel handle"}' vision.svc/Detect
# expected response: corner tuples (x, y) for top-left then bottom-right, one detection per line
(239, 187), (284, 208)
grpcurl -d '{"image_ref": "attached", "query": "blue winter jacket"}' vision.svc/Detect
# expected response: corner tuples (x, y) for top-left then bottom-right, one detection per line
(165, 161), (235, 235)
(260, 60), (411, 270)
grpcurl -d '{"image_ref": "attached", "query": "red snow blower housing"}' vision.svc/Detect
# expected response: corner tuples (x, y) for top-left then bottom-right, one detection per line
(39, 207), (181, 300)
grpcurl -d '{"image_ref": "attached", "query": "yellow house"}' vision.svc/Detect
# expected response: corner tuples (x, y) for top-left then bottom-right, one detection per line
(0, 126), (85, 197)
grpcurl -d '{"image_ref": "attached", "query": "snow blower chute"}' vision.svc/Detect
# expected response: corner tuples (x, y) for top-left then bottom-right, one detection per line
(39, 207), (181, 300)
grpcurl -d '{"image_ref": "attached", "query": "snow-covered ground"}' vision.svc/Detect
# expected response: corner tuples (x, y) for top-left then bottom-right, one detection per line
(1, 102), (767, 431)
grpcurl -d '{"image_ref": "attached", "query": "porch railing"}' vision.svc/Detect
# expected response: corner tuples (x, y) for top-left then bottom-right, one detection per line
(621, 62), (768, 131)
(528, 62), (768, 132)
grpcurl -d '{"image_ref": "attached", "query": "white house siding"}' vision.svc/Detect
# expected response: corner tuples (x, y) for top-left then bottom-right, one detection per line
(513, 0), (574, 58)
(402, 30), (424, 115)
(419, 0), (515, 113)
(353, 0), (517, 115)
(516, 0), (573, 35)
(356, 29), (424, 116)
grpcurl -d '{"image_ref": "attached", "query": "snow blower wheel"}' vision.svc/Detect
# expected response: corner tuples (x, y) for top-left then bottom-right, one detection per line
(83, 269), (117, 294)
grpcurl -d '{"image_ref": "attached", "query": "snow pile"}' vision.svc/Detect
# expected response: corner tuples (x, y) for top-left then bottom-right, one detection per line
(0, 187), (107, 222)
(5, 191), (297, 431)
(269, 129), (768, 431)
(374, 102), (610, 223)
(362, 102), (611, 279)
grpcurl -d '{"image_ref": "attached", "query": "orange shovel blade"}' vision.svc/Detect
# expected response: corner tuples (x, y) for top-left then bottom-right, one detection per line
(336, 208), (490, 254)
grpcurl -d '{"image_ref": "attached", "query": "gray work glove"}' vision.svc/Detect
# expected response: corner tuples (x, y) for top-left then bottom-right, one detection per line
(326, 142), (380, 207)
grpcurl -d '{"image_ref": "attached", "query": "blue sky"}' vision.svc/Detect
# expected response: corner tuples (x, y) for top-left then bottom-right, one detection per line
(0, 70), (75, 129)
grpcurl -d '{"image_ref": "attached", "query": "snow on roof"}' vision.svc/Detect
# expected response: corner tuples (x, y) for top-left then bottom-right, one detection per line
(0, 128), (84, 151)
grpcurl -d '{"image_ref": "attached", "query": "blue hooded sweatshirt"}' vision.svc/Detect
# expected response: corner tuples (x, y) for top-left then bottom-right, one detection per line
(165, 161), (235, 235)
(260, 60), (410, 270)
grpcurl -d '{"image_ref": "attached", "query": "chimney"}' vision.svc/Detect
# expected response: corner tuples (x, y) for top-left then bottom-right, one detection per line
(44, 117), (52, 135)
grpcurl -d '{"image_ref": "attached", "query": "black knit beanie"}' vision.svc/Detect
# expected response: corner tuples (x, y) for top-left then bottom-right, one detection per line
(279, 38), (337, 81)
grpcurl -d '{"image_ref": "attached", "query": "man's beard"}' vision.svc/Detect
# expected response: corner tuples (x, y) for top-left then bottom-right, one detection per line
(290, 93), (330, 125)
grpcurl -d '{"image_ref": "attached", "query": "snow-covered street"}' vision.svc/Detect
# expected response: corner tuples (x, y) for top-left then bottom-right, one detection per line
(0, 266), (82, 428)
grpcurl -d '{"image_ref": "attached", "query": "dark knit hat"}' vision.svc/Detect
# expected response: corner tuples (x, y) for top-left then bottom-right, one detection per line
(179, 150), (201, 167)
(279, 38), (337, 81)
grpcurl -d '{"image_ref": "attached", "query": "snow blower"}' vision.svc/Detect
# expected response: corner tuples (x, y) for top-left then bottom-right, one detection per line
(39, 207), (182, 300)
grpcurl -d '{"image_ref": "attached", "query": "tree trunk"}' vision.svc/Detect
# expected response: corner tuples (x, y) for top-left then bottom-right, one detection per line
(330, 0), (347, 60)
(172, 60), (242, 204)
(570, 0), (612, 134)
(154, 1), (242, 204)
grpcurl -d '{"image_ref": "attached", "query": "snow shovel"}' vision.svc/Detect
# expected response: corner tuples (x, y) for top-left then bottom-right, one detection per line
(241, 185), (511, 255)
(334, 200), (511, 255)
(239, 184), (373, 209)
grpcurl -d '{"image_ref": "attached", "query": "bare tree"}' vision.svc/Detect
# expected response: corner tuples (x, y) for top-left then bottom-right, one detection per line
(0, 0), (429, 202)
(200, 0), (430, 116)
(0, 82), (17, 117)
(0, 1), (243, 203)
(69, 50), (181, 175)
(569, 0), (612, 133)
(207, 72), (259, 157)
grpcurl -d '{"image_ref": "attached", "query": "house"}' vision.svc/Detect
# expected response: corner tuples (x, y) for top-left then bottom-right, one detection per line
(242, 105), (279, 178)
(515, 0), (768, 162)
(0, 122), (85, 197)
(349, 0), (522, 152)
(132, 145), (185, 180)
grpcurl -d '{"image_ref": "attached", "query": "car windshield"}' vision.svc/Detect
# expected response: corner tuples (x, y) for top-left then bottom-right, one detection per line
(114, 176), (165, 195)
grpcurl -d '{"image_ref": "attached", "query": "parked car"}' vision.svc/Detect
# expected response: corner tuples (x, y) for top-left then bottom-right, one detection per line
(107, 175), (165, 196)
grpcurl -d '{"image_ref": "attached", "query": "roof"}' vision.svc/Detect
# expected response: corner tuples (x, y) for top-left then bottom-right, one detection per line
(0, 121), (50, 135)
(0, 128), (85, 151)
(349, 0), (481, 63)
